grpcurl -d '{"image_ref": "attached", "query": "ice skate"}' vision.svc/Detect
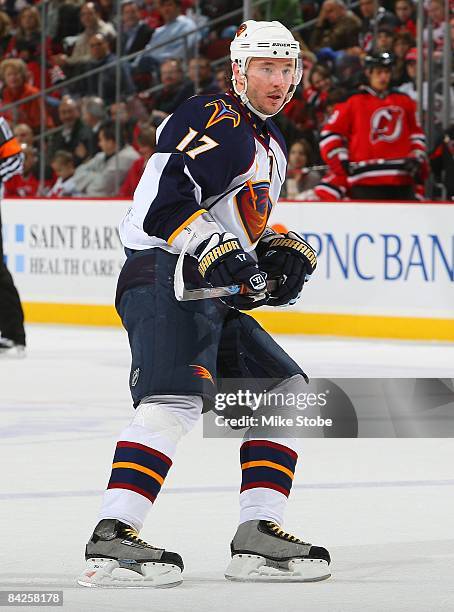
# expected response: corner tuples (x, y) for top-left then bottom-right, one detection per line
(77, 519), (183, 588)
(0, 337), (25, 358)
(225, 520), (331, 582)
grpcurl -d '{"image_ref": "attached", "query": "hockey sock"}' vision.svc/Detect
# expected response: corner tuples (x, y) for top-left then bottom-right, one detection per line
(98, 396), (202, 531)
(239, 439), (298, 525)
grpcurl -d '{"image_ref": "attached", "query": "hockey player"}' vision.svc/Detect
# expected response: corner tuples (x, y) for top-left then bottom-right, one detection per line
(78, 20), (330, 588)
(316, 51), (428, 201)
(0, 116), (26, 356)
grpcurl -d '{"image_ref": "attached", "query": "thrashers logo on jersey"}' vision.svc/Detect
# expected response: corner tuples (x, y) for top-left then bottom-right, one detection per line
(234, 180), (272, 244)
(370, 106), (404, 144)
(190, 365), (214, 384)
(205, 99), (241, 130)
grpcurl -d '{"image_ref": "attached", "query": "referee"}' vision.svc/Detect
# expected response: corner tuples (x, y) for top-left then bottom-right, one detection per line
(0, 115), (26, 356)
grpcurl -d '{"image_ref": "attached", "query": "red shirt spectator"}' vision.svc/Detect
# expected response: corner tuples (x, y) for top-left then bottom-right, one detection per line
(118, 125), (156, 197)
(0, 59), (54, 131)
(394, 0), (417, 38)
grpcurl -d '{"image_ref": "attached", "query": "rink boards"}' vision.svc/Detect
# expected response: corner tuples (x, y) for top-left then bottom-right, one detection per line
(1, 197), (453, 341)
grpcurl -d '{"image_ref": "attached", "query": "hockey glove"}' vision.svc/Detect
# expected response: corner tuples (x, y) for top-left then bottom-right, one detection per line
(257, 230), (317, 307)
(195, 232), (268, 310)
(404, 153), (429, 183)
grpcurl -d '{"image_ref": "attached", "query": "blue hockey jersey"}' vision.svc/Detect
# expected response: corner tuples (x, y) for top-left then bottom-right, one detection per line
(119, 92), (287, 253)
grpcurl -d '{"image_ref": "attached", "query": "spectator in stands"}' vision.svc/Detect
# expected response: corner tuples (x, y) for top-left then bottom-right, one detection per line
(214, 64), (230, 92)
(119, 125), (156, 197)
(0, 10), (12, 56)
(47, 0), (83, 47)
(5, 6), (52, 61)
(120, 0), (153, 57)
(52, 2), (116, 68)
(335, 52), (364, 88)
(150, 58), (192, 114)
(79, 33), (136, 105)
(110, 101), (139, 147)
(81, 96), (107, 156)
(283, 139), (321, 198)
(98, 0), (115, 23)
(398, 47), (454, 123)
(47, 96), (94, 165)
(325, 85), (348, 116)
(48, 150), (80, 197)
(374, 24), (395, 53)
(305, 64), (332, 125)
(73, 119), (140, 196)
(398, 47), (421, 103)
(394, 0), (416, 38)
(392, 31), (415, 84)
(0, 59), (54, 131)
(13, 123), (34, 147)
(274, 0), (303, 29)
(279, 82), (315, 144)
(186, 56), (221, 96)
(310, 0), (361, 51)
(13, 121), (54, 184)
(3, 6), (65, 93)
(431, 125), (454, 200)
(3, 143), (39, 197)
(357, 0), (397, 52)
(425, 0), (446, 57)
(137, 0), (197, 71)
(140, 0), (164, 30)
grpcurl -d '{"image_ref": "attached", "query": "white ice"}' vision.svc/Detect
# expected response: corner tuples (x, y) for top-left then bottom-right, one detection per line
(1, 325), (454, 612)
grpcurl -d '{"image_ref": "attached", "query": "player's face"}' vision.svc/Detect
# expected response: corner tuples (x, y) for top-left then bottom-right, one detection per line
(245, 58), (294, 116)
(368, 67), (392, 91)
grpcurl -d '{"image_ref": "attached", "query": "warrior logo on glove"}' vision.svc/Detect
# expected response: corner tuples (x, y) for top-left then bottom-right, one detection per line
(257, 230), (317, 307)
(264, 236), (317, 272)
(195, 232), (268, 310)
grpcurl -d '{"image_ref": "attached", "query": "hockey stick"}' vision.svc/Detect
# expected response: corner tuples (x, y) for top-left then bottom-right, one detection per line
(174, 231), (278, 301)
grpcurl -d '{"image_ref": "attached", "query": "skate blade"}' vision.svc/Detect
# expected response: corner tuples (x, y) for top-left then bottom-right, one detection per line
(77, 558), (183, 588)
(0, 347), (26, 359)
(225, 554), (331, 583)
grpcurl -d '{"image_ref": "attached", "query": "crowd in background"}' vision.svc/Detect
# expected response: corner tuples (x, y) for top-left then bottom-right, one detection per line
(0, 0), (453, 199)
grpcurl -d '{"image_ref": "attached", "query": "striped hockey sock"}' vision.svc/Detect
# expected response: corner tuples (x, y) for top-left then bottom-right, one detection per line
(239, 439), (298, 525)
(107, 440), (173, 503)
(98, 431), (175, 531)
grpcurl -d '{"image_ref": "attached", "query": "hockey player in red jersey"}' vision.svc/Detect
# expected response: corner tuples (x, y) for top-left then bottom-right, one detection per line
(77, 20), (330, 588)
(316, 52), (428, 201)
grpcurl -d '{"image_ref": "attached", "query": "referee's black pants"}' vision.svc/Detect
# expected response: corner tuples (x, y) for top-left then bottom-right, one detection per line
(0, 205), (26, 346)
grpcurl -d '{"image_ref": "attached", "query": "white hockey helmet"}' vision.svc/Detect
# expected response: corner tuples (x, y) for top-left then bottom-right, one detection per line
(230, 20), (303, 118)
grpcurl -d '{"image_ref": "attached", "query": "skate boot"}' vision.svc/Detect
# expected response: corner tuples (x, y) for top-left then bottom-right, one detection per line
(225, 520), (331, 582)
(0, 337), (25, 358)
(77, 519), (183, 588)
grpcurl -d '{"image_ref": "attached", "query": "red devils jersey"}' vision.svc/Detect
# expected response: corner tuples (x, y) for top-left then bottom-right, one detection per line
(319, 86), (426, 191)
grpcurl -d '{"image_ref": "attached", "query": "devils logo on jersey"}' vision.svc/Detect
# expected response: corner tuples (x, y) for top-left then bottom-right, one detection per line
(234, 180), (272, 244)
(370, 106), (404, 144)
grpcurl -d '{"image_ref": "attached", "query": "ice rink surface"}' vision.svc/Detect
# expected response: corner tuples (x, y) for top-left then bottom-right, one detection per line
(1, 325), (454, 612)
